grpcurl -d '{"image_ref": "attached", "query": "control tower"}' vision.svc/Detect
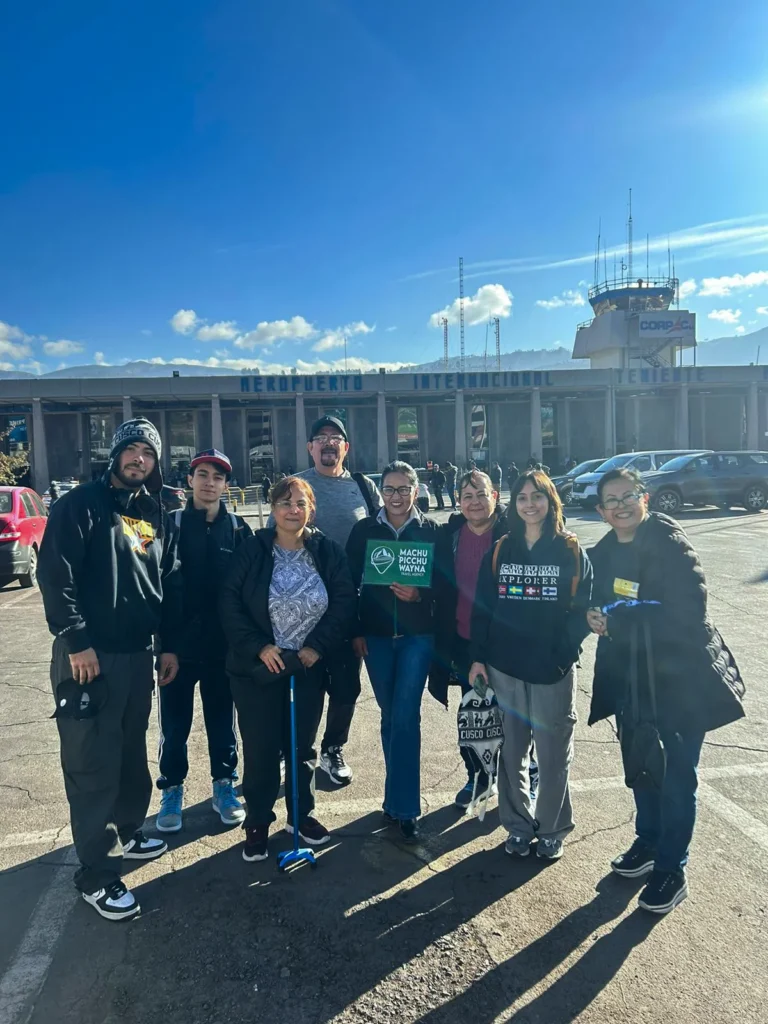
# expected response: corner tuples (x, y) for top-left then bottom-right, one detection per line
(572, 200), (697, 369)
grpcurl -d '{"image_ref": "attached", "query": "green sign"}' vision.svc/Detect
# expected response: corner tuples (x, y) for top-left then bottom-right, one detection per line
(363, 539), (434, 588)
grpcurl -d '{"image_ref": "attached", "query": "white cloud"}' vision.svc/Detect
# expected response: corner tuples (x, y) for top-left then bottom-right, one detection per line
(757, 306), (768, 316)
(535, 289), (586, 310)
(0, 321), (33, 360)
(735, 326), (746, 335)
(94, 351), (107, 364)
(140, 329), (153, 337)
(386, 326), (398, 333)
(311, 320), (376, 353)
(170, 309), (201, 334)
(699, 271), (768, 297)
(0, 361), (13, 371)
(678, 279), (698, 300)
(429, 284), (512, 328)
(20, 360), (45, 375)
(144, 354), (409, 374)
(43, 339), (85, 356)
(707, 308), (742, 324)
(234, 316), (316, 350)
(196, 320), (239, 342)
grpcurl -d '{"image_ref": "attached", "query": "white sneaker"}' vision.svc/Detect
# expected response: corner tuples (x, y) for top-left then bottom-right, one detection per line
(122, 831), (168, 860)
(82, 880), (140, 921)
(319, 747), (353, 785)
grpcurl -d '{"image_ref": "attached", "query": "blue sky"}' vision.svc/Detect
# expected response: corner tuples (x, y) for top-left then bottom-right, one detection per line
(1, 0), (768, 375)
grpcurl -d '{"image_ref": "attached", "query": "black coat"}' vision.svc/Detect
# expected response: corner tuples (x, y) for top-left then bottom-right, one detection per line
(219, 527), (356, 679)
(428, 507), (511, 705)
(345, 511), (440, 637)
(588, 512), (745, 734)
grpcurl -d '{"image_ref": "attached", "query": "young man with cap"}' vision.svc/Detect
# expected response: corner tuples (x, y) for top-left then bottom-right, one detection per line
(38, 418), (183, 922)
(298, 415), (383, 784)
(156, 449), (252, 832)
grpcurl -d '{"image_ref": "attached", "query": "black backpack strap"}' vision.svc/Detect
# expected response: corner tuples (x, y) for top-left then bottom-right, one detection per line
(352, 472), (378, 518)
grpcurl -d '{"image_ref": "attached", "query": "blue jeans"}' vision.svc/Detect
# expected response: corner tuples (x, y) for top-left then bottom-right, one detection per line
(365, 634), (434, 821)
(629, 721), (706, 873)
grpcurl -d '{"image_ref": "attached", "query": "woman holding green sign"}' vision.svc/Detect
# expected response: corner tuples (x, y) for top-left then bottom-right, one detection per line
(346, 461), (440, 844)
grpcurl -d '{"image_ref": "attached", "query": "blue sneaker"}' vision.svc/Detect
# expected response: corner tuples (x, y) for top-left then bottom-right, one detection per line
(157, 785), (183, 832)
(212, 779), (245, 826)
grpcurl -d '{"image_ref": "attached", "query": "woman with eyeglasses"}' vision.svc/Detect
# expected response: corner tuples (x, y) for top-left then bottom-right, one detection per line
(346, 461), (440, 843)
(587, 468), (744, 914)
(220, 476), (356, 863)
(469, 470), (592, 862)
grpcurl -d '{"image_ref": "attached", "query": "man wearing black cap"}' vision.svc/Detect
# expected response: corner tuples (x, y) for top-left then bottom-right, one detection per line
(38, 418), (183, 922)
(156, 448), (252, 833)
(299, 415), (382, 784)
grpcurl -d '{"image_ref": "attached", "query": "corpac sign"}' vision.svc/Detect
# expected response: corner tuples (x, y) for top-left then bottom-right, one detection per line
(638, 311), (696, 341)
(363, 540), (434, 588)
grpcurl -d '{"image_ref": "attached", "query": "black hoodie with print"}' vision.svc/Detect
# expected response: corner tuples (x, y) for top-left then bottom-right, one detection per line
(38, 474), (183, 655)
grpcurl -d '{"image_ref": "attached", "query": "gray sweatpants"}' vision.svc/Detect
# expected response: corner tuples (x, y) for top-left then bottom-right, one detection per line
(51, 639), (155, 893)
(488, 665), (577, 843)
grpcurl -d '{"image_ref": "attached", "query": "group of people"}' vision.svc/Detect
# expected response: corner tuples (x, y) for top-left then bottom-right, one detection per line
(37, 412), (745, 924)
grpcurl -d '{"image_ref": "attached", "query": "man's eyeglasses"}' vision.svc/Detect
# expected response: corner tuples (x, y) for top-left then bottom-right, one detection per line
(275, 500), (310, 511)
(311, 434), (345, 445)
(382, 485), (414, 496)
(600, 492), (643, 511)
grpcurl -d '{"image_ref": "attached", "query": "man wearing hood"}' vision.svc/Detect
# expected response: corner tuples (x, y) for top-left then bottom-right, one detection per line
(38, 418), (183, 922)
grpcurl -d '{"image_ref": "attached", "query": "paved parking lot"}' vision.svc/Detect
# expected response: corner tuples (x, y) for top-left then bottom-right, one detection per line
(1, 506), (767, 1024)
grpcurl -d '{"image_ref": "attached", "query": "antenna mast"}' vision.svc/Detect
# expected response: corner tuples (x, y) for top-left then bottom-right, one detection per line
(646, 233), (650, 281)
(627, 188), (633, 283)
(595, 218), (601, 289)
(459, 256), (465, 373)
(442, 317), (448, 370)
(494, 317), (501, 370)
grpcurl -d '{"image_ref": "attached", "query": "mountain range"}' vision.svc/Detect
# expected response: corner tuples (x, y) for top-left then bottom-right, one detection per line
(1, 326), (767, 380)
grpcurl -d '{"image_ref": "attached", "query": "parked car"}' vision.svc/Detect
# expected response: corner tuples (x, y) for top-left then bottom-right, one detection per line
(550, 459), (605, 505)
(572, 449), (711, 508)
(643, 451), (768, 514)
(161, 484), (187, 510)
(0, 486), (47, 588)
(368, 473), (430, 513)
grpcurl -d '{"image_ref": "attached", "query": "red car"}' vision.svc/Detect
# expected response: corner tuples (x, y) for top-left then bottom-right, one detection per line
(0, 486), (48, 588)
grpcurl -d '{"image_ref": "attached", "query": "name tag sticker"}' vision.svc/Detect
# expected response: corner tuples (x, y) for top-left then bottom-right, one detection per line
(613, 577), (639, 599)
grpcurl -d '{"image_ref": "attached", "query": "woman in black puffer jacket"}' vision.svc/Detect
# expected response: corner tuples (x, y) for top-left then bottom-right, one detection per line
(587, 467), (744, 916)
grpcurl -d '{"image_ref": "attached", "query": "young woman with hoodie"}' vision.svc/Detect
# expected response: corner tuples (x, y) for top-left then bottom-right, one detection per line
(469, 469), (592, 861)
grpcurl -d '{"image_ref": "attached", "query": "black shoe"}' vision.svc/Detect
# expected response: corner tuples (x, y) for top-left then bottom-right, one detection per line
(638, 870), (688, 914)
(611, 838), (655, 878)
(122, 831), (167, 861)
(243, 824), (270, 862)
(319, 746), (353, 785)
(398, 819), (420, 844)
(81, 880), (140, 921)
(286, 816), (331, 846)
(382, 810), (397, 824)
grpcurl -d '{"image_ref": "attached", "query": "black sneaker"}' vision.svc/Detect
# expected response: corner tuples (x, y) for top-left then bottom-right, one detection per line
(398, 819), (421, 844)
(82, 880), (140, 921)
(319, 746), (353, 785)
(611, 838), (655, 878)
(381, 810), (397, 825)
(243, 824), (269, 862)
(122, 831), (167, 861)
(638, 870), (688, 914)
(286, 816), (331, 846)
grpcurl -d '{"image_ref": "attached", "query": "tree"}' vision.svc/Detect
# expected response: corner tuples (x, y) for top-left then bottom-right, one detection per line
(0, 430), (30, 485)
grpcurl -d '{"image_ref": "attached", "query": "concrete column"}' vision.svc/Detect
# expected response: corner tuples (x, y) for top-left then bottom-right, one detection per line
(295, 393), (307, 472)
(454, 390), (468, 467)
(699, 396), (707, 450)
(240, 408), (249, 483)
(530, 387), (543, 462)
(747, 382), (759, 450)
(676, 384), (690, 449)
(376, 392), (389, 469)
(604, 385), (615, 456)
(31, 398), (50, 494)
(122, 396), (132, 422)
(211, 394), (224, 451)
(561, 399), (571, 461)
(418, 405), (429, 467)
(157, 410), (170, 475)
(633, 397), (642, 450)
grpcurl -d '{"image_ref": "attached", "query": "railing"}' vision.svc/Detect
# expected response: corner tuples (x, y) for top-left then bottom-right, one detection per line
(589, 276), (677, 301)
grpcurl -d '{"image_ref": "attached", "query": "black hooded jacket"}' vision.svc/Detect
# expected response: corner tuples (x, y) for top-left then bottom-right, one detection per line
(219, 527), (356, 679)
(174, 499), (252, 661)
(588, 512), (745, 733)
(38, 474), (183, 655)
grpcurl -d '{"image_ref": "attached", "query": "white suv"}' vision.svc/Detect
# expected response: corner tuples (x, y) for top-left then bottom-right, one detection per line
(572, 450), (711, 508)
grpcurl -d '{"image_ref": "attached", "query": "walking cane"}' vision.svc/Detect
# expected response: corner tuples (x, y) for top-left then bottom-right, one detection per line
(277, 675), (318, 872)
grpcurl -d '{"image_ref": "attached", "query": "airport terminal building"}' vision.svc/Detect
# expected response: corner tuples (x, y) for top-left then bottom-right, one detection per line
(2, 363), (768, 493)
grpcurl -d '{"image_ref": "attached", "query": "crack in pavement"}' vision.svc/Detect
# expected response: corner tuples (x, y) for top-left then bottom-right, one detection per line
(568, 812), (635, 847)
(0, 748), (59, 765)
(0, 782), (39, 802)
(704, 741), (768, 754)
